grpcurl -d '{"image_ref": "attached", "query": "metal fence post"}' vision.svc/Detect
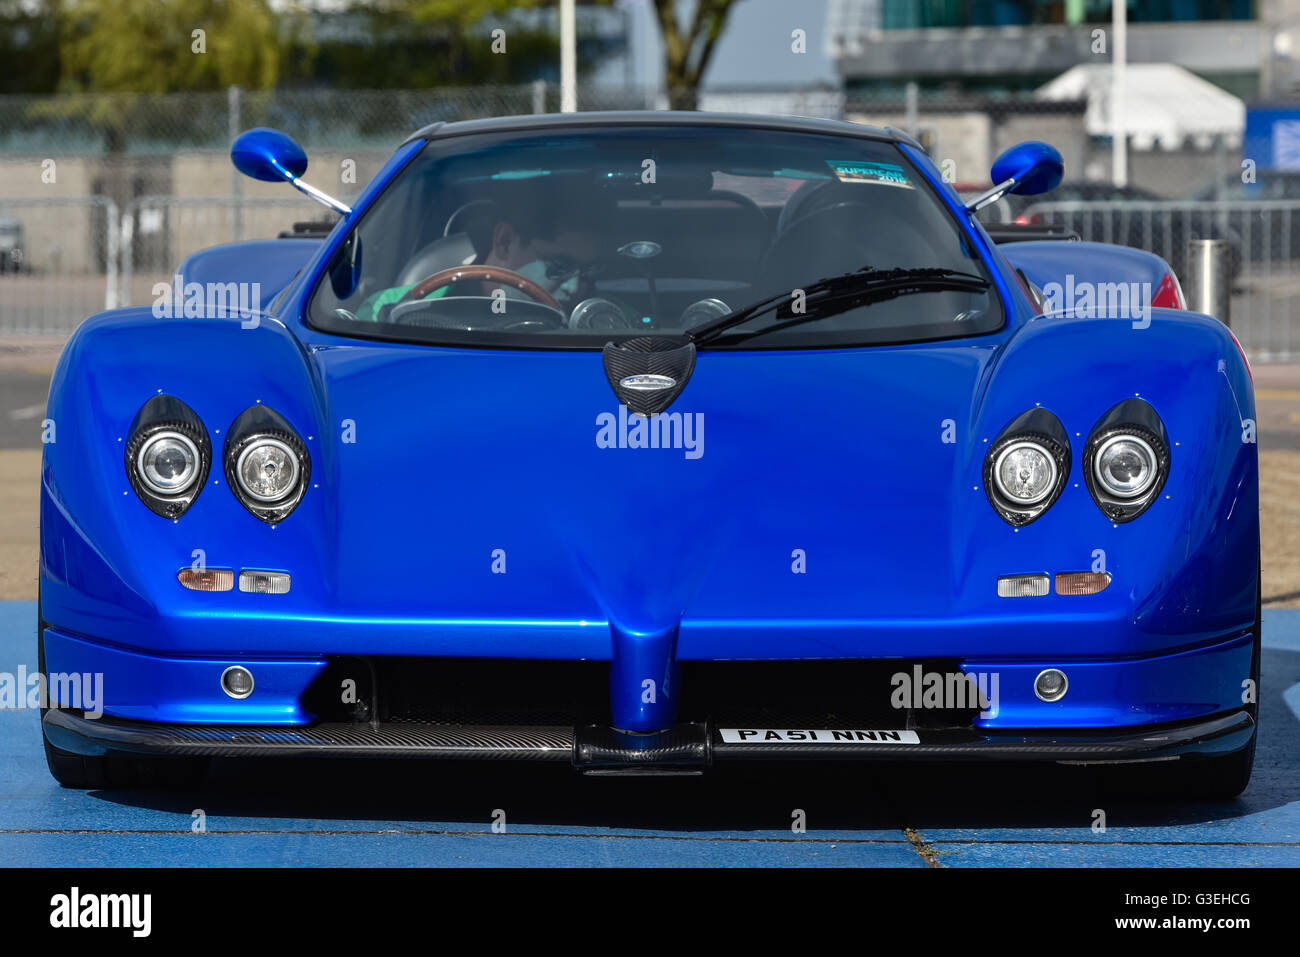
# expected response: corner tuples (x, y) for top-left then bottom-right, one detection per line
(104, 197), (119, 312)
(229, 85), (243, 242)
(1187, 238), (1230, 326)
(120, 199), (135, 307)
(531, 79), (546, 115)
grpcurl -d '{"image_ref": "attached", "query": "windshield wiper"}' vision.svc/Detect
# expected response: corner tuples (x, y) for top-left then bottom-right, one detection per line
(687, 266), (990, 346)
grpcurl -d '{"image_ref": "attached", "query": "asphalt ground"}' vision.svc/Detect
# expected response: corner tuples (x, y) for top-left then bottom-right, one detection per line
(0, 600), (1296, 867)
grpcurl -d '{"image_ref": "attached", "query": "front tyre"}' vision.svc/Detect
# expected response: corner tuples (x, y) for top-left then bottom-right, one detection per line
(42, 736), (209, 790)
(1101, 562), (1260, 802)
(37, 596), (209, 790)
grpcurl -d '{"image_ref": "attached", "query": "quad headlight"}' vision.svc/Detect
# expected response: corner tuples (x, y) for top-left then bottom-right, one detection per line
(137, 431), (200, 495)
(1082, 399), (1170, 523)
(993, 441), (1058, 506)
(235, 438), (300, 503)
(125, 396), (211, 518)
(984, 409), (1071, 526)
(1092, 434), (1158, 499)
(224, 405), (311, 523)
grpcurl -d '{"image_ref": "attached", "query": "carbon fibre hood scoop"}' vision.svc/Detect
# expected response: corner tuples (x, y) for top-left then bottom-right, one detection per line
(601, 336), (696, 415)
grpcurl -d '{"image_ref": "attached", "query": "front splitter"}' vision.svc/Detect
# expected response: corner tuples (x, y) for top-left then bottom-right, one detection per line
(43, 709), (1255, 771)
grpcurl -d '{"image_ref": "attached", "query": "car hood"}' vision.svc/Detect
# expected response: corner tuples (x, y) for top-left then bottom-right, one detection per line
(308, 338), (998, 633)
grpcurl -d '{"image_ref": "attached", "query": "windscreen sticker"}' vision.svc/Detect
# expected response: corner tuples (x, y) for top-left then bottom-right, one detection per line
(826, 159), (915, 189)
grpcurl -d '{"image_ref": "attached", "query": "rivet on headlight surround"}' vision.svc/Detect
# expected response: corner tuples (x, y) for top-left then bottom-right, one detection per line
(223, 405), (311, 524)
(1082, 398), (1170, 523)
(124, 395), (211, 519)
(984, 408), (1071, 527)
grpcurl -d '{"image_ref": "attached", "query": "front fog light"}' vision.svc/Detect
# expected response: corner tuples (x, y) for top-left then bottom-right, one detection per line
(236, 439), (300, 503)
(221, 666), (254, 699)
(138, 431), (199, 495)
(1034, 668), (1068, 702)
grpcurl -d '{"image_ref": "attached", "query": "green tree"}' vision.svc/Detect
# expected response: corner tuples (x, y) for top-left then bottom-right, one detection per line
(57, 0), (280, 95)
(49, 0), (284, 153)
(653, 0), (742, 109)
(291, 1), (595, 90)
(0, 0), (61, 94)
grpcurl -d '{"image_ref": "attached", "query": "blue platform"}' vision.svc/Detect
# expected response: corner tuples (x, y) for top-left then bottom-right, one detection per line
(1, 601), (1297, 867)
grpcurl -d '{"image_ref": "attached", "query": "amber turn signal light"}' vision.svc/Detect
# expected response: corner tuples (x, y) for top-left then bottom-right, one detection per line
(1055, 571), (1111, 595)
(178, 568), (234, 592)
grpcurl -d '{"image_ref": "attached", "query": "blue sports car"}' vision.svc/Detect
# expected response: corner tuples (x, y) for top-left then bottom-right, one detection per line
(37, 112), (1259, 797)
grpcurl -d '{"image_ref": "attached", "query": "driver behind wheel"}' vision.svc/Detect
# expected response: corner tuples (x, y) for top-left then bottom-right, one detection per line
(357, 186), (610, 322)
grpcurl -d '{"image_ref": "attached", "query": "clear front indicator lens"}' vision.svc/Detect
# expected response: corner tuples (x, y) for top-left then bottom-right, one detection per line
(1055, 571), (1112, 595)
(1093, 435), (1156, 498)
(177, 568), (234, 592)
(997, 573), (1050, 597)
(235, 439), (299, 503)
(993, 442), (1057, 505)
(239, 570), (291, 594)
(137, 431), (199, 495)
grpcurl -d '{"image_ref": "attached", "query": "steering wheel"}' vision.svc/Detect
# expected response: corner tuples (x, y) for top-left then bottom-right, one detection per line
(400, 264), (561, 310)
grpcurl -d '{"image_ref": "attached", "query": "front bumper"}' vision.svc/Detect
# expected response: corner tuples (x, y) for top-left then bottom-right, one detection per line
(43, 708), (1255, 774)
(40, 625), (1256, 731)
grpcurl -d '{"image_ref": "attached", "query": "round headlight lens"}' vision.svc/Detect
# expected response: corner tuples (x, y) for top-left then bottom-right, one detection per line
(993, 441), (1057, 506)
(137, 431), (199, 495)
(1093, 434), (1157, 498)
(235, 438), (300, 503)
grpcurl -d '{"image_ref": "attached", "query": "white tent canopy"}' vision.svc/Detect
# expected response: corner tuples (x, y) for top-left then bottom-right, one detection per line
(1035, 63), (1244, 151)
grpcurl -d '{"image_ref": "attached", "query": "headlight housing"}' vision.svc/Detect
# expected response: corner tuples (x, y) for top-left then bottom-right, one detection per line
(1082, 399), (1170, 523)
(138, 431), (200, 495)
(235, 438), (301, 503)
(993, 440), (1058, 506)
(984, 408), (1070, 526)
(224, 405), (311, 523)
(124, 396), (211, 518)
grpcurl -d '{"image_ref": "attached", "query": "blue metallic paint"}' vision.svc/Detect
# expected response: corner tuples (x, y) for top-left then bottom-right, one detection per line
(177, 239), (322, 305)
(230, 128), (309, 183)
(39, 119), (1258, 741)
(1002, 240), (1177, 298)
(990, 140), (1065, 196)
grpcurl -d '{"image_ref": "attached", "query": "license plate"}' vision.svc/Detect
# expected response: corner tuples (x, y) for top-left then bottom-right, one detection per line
(718, 728), (920, 744)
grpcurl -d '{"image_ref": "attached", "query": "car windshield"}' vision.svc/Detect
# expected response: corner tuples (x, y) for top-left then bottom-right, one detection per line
(307, 124), (1003, 349)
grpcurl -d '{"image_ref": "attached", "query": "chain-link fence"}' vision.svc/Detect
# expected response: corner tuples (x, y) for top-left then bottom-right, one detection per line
(1019, 199), (1300, 361)
(0, 84), (1293, 355)
(0, 196), (117, 336)
(119, 195), (340, 313)
(0, 84), (1241, 192)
